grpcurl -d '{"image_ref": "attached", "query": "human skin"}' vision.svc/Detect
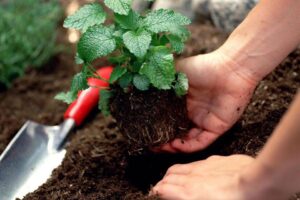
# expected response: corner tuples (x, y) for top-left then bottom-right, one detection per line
(156, 0), (300, 153)
(151, 0), (300, 199)
(152, 92), (300, 200)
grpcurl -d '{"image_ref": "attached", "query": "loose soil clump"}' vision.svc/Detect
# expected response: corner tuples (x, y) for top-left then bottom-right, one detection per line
(0, 21), (299, 199)
(110, 86), (191, 154)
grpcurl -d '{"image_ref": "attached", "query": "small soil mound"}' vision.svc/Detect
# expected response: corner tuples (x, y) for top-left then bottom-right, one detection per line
(110, 86), (191, 154)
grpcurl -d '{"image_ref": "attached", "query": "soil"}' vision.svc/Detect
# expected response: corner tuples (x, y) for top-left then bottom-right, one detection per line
(110, 86), (191, 154)
(0, 18), (299, 200)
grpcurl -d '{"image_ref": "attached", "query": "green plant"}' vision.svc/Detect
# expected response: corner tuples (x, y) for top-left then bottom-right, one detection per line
(0, 0), (61, 87)
(57, 0), (191, 116)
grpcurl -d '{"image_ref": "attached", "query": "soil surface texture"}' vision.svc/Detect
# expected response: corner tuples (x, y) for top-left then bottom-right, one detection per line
(0, 20), (299, 199)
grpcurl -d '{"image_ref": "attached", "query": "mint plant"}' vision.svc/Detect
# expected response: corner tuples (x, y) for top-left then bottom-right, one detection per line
(57, 0), (191, 116)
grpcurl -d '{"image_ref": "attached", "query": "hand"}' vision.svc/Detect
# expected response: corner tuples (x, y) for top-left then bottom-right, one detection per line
(151, 155), (254, 200)
(157, 50), (258, 153)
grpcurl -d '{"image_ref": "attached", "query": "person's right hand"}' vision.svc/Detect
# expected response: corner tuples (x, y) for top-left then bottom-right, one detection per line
(157, 50), (259, 153)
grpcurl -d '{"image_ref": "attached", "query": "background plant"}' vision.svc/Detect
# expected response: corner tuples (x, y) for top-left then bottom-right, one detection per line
(56, 0), (191, 115)
(0, 0), (62, 87)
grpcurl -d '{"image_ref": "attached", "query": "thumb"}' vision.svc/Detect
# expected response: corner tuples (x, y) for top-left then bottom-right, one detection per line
(175, 55), (200, 72)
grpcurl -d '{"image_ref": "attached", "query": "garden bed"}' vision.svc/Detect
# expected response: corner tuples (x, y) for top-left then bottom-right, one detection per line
(0, 20), (299, 199)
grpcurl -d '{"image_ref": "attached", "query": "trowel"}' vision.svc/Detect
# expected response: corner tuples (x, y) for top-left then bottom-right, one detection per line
(0, 66), (113, 200)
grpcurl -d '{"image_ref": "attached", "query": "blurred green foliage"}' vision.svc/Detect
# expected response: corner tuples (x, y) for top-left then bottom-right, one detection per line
(0, 0), (62, 87)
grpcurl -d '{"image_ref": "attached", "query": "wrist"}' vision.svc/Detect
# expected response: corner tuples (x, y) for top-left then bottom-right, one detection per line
(217, 26), (280, 83)
(217, 41), (269, 84)
(238, 161), (290, 200)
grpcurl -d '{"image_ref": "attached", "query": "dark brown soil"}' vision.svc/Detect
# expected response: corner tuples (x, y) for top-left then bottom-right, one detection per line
(110, 86), (191, 154)
(0, 19), (299, 199)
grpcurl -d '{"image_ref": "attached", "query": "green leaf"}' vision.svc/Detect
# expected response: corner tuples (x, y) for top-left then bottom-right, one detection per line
(174, 72), (188, 96)
(133, 74), (150, 91)
(152, 34), (169, 46)
(78, 25), (116, 63)
(63, 3), (106, 32)
(123, 30), (152, 58)
(54, 91), (76, 104)
(104, 0), (132, 15)
(113, 29), (125, 47)
(144, 9), (191, 33)
(108, 55), (127, 64)
(75, 53), (84, 64)
(99, 89), (114, 116)
(119, 72), (133, 88)
(131, 61), (142, 72)
(113, 29), (125, 38)
(140, 46), (175, 89)
(169, 25), (191, 41)
(109, 66), (127, 84)
(71, 72), (89, 92)
(115, 10), (140, 30)
(167, 34), (184, 53)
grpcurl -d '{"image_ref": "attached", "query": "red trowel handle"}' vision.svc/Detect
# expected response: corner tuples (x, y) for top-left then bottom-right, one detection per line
(64, 66), (113, 126)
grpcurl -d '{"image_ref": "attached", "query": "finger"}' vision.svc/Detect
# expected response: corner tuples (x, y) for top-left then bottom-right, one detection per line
(160, 143), (179, 153)
(175, 55), (199, 72)
(151, 183), (186, 200)
(171, 130), (219, 153)
(175, 58), (188, 72)
(150, 146), (161, 153)
(155, 127), (203, 153)
(169, 128), (201, 149)
(194, 130), (220, 148)
(165, 164), (192, 176)
(150, 143), (178, 154)
(161, 174), (188, 186)
(194, 110), (231, 134)
(185, 128), (203, 139)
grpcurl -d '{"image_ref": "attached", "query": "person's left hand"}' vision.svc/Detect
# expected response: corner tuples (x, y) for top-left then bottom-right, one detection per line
(151, 155), (254, 200)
